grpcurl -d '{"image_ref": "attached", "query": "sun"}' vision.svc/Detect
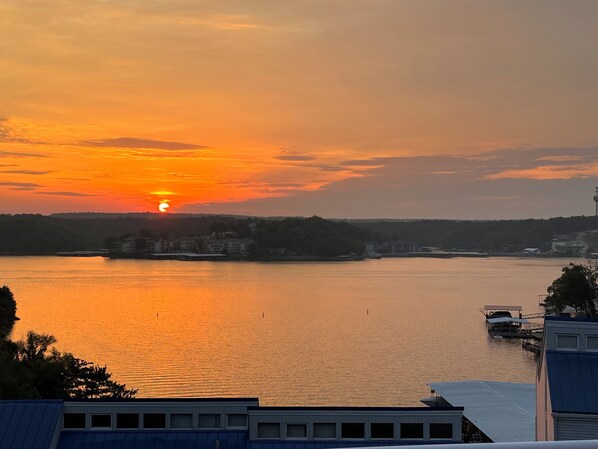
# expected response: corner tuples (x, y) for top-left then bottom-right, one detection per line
(158, 202), (170, 213)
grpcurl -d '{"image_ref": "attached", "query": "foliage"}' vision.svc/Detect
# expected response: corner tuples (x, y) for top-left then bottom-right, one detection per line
(0, 213), (597, 255)
(251, 216), (368, 257)
(0, 285), (18, 339)
(545, 263), (598, 317)
(0, 330), (137, 400)
(354, 216), (598, 252)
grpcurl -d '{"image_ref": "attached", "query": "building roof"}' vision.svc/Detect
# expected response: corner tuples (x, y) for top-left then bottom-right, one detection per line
(545, 316), (598, 323)
(546, 350), (598, 414)
(58, 430), (248, 449)
(428, 381), (535, 443)
(249, 406), (460, 412)
(487, 317), (529, 324)
(0, 400), (62, 449)
(483, 305), (522, 311)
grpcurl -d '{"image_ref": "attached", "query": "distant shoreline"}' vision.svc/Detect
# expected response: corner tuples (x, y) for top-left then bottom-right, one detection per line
(0, 252), (589, 261)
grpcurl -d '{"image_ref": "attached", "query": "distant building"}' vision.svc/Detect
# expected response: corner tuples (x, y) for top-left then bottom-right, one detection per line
(523, 248), (541, 255)
(551, 239), (587, 257)
(202, 238), (253, 257)
(378, 241), (416, 254)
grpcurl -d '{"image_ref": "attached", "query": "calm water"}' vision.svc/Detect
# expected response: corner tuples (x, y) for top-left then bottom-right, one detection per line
(2, 256), (575, 406)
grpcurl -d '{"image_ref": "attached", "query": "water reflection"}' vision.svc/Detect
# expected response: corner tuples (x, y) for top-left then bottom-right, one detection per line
(4, 256), (571, 405)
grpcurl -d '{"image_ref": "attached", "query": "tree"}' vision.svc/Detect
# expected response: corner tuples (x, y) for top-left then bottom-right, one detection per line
(0, 331), (137, 399)
(545, 263), (598, 317)
(0, 285), (18, 339)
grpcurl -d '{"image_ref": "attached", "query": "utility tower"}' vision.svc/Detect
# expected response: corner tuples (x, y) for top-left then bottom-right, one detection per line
(594, 187), (598, 216)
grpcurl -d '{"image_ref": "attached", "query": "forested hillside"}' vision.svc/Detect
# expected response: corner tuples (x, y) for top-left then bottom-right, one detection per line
(353, 216), (598, 252)
(0, 213), (597, 255)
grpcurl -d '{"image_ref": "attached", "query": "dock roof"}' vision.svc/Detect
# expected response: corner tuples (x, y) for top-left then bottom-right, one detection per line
(483, 305), (522, 311)
(428, 381), (535, 443)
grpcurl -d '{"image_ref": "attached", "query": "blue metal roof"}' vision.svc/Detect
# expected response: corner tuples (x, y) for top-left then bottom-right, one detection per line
(546, 350), (598, 414)
(0, 400), (62, 449)
(58, 430), (248, 449)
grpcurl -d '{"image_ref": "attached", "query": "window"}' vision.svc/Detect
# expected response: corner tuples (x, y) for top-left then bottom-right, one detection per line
(314, 423), (336, 439)
(430, 423), (453, 439)
(587, 336), (598, 350)
(400, 423), (423, 439)
(199, 414), (220, 428)
(371, 423), (394, 439)
(144, 413), (166, 428)
(227, 414), (247, 427)
(116, 413), (139, 429)
(91, 414), (111, 429)
(557, 334), (578, 349)
(341, 423), (364, 439)
(63, 413), (85, 429)
(258, 423), (281, 439)
(287, 424), (307, 438)
(171, 414), (193, 429)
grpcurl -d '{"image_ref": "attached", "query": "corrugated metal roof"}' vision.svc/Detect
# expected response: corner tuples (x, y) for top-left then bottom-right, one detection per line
(546, 351), (598, 414)
(58, 430), (248, 449)
(0, 400), (62, 449)
(428, 381), (535, 443)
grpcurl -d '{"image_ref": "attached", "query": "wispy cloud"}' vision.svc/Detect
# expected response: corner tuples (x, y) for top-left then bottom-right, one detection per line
(485, 164), (598, 180)
(0, 119), (46, 145)
(0, 181), (42, 191)
(34, 191), (96, 197)
(0, 150), (50, 158)
(80, 137), (206, 150)
(276, 155), (315, 162)
(1, 169), (54, 175)
(181, 147), (598, 219)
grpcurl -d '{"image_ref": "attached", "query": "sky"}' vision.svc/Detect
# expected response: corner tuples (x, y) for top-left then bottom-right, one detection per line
(1, 0), (597, 219)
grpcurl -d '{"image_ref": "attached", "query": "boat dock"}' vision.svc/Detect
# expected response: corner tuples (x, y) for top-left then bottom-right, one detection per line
(481, 305), (544, 342)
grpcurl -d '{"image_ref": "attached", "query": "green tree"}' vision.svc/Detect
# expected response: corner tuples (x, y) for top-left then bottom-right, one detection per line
(1, 331), (137, 399)
(545, 263), (598, 317)
(0, 285), (18, 339)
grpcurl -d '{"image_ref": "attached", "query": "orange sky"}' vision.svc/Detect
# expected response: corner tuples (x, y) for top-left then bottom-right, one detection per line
(1, 1), (597, 218)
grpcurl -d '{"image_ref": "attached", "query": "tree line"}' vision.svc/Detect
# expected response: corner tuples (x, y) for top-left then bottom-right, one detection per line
(0, 213), (597, 255)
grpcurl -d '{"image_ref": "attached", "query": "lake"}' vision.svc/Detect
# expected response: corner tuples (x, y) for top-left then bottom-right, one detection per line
(3, 256), (575, 406)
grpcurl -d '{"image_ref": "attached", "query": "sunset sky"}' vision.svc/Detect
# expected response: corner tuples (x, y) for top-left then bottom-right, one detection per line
(1, 0), (597, 219)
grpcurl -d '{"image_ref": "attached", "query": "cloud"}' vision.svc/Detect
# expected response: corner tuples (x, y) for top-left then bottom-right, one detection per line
(485, 164), (598, 181)
(80, 137), (206, 150)
(1, 169), (53, 175)
(180, 147), (598, 219)
(0, 181), (42, 191)
(276, 155), (315, 162)
(34, 191), (96, 197)
(0, 120), (46, 145)
(0, 150), (50, 158)
(340, 158), (387, 167)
